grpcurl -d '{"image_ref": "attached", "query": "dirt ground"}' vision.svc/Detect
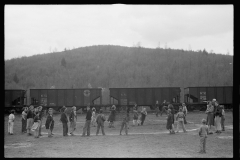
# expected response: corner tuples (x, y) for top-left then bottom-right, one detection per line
(4, 111), (233, 158)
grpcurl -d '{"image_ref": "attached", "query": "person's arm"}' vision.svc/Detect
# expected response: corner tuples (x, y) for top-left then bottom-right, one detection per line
(199, 127), (202, 136)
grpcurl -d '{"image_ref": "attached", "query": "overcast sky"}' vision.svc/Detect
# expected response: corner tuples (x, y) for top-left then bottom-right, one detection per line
(5, 5), (233, 60)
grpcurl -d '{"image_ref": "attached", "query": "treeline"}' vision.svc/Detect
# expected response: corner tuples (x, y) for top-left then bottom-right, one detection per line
(5, 45), (233, 91)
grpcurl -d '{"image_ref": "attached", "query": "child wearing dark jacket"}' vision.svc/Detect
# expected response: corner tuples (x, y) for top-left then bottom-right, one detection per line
(45, 108), (54, 137)
(60, 106), (69, 136)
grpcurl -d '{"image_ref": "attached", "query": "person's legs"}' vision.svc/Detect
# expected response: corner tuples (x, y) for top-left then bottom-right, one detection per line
(8, 121), (10, 134)
(221, 117), (225, 131)
(184, 116), (187, 124)
(101, 123), (105, 135)
(82, 121), (87, 136)
(125, 122), (128, 135)
(199, 137), (204, 153)
(10, 122), (14, 134)
(120, 122), (124, 135)
(38, 120), (42, 135)
(87, 120), (91, 136)
(182, 121), (187, 132)
(203, 137), (206, 153)
(176, 121), (179, 132)
(141, 115), (146, 125)
(96, 123), (100, 135)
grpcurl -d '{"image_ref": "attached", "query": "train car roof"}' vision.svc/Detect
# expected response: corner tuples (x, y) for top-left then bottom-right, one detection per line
(184, 86), (233, 89)
(109, 87), (181, 89)
(5, 89), (26, 91)
(30, 88), (102, 90)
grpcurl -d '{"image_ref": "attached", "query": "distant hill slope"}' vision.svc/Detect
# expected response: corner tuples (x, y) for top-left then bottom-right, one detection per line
(5, 45), (233, 91)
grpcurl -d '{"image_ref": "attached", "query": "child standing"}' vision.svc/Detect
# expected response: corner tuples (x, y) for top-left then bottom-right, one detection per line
(45, 108), (54, 137)
(91, 107), (96, 127)
(168, 104), (175, 133)
(8, 110), (15, 135)
(108, 105), (116, 128)
(166, 109), (174, 134)
(96, 109), (106, 136)
(198, 119), (209, 153)
(26, 105), (34, 136)
(120, 112), (129, 135)
(22, 107), (28, 133)
(69, 106), (77, 136)
(82, 105), (92, 137)
(140, 108), (147, 125)
(175, 108), (187, 133)
(221, 105), (225, 131)
(132, 106), (138, 126)
(31, 111), (41, 138)
(182, 103), (188, 124)
(38, 106), (44, 136)
(60, 106), (69, 136)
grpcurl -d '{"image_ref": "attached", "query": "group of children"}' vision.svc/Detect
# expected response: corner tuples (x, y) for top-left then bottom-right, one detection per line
(7, 99), (227, 154)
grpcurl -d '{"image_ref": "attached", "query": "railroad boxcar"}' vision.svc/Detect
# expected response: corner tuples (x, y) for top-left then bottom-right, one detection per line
(30, 88), (102, 112)
(184, 86), (233, 111)
(5, 89), (26, 113)
(109, 87), (181, 111)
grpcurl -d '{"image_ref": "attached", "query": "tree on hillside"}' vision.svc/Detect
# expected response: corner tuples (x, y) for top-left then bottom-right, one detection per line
(61, 57), (67, 68)
(13, 73), (19, 84)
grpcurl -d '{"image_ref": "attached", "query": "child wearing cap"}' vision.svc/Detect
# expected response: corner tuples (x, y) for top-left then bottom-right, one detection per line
(8, 110), (15, 135)
(69, 106), (77, 136)
(91, 107), (96, 127)
(166, 109), (174, 134)
(198, 119), (209, 153)
(60, 106), (69, 136)
(45, 108), (54, 137)
(96, 109), (106, 136)
(175, 108), (187, 133)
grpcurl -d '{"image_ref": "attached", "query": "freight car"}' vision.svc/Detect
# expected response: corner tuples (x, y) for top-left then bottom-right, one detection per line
(29, 88), (102, 112)
(5, 89), (27, 113)
(184, 86), (233, 111)
(109, 87), (181, 111)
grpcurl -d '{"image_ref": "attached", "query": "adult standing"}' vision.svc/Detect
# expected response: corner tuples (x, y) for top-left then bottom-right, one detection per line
(21, 107), (28, 133)
(182, 103), (188, 124)
(60, 106), (69, 136)
(26, 105), (34, 136)
(82, 105), (92, 137)
(205, 101), (214, 131)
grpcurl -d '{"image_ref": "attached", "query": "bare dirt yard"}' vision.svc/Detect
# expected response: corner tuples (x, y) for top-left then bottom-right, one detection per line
(4, 110), (233, 158)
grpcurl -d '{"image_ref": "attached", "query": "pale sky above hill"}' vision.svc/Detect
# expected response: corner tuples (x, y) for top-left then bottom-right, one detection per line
(5, 5), (233, 60)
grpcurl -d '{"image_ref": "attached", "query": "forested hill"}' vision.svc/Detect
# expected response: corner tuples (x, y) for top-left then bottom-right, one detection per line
(5, 45), (233, 90)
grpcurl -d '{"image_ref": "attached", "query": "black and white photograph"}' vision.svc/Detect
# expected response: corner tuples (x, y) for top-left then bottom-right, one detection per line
(4, 4), (233, 158)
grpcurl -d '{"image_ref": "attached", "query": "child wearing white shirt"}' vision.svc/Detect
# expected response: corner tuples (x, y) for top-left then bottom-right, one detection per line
(8, 110), (15, 135)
